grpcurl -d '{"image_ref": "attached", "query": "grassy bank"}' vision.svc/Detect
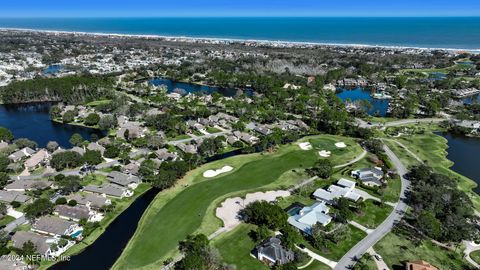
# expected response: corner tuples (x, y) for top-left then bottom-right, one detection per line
(113, 135), (364, 269)
(39, 184), (151, 270)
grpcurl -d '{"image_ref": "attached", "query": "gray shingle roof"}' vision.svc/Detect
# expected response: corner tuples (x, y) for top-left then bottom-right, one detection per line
(33, 216), (74, 236)
(256, 237), (294, 265)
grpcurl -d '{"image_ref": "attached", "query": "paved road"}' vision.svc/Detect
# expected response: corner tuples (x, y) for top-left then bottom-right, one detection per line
(166, 131), (230, 145)
(334, 150), (367, 169)
(463, 240), (480, 269)
(356, 118), (445, 129)
(334, 144), (411, 270)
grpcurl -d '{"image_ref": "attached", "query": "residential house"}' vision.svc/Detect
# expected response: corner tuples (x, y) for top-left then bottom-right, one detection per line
(0, 190), (30, 204)
(107, 171), (140, 189)
(0, 259), (27, 270)
(5, 180), (53, 192)
(313, 178), (361, 204)
(351, 167), (384, 187)
(87, 142), (106, 156)
(67, 193), (111, 210)
(54, 205), (91, 222)
(32, 216), (81, 237)
(8, 147), (35, 162)
(287, 202), (332, 235)
(405, 260), (438, 270)
(155, 148), (178, 161)
(176, 143), (197, 154)
(11, 231), (53, 257)
(255, 237), (295, 266)
(71, 146), (85, 156)
(122, 162), (140, 175)
(24, 149), (50, 171)
(83, 184), (132, 198)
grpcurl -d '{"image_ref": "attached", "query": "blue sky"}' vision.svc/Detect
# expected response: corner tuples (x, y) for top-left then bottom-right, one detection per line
(0, 0), (479, 17)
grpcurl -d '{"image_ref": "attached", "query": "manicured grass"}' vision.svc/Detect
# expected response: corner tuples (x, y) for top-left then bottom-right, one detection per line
(113, 135), (364, 269)
(301, 225), (367, 261)
(0, 215), (15, 226)
(374, 232), (471, 270)
(300, 260), (332, 270)
(212, 224), (269, 270)
(85, 99), (111, 107)
(391, 131), (480, 210)
(81, 174), (107, 186)
(206, 127), (222, 134)
(470, 250), (480, 265)
(351, 200), (393, 229)
(39, 184), (151, 270)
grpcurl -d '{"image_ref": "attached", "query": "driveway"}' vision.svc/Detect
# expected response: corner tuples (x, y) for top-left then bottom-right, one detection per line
(334, 144), (411, 270)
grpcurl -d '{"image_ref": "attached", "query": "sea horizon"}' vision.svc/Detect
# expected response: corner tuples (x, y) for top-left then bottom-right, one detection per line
(0, 17), (479, 51)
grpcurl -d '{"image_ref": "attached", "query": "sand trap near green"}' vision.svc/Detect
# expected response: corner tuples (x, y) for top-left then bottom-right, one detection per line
(113, 135), (363, 269)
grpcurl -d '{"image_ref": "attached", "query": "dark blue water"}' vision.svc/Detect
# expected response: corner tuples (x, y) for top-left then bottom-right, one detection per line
(336, 88), (389, 116)
(1, 17), (480, 50)
(50, 188), (159, 270)
(439, 132), (480, 194)
(463, 94), (480, 104)
(43, 64), (62, 75)
(0, 103), (105, 148)
(149, 78), (253, 97)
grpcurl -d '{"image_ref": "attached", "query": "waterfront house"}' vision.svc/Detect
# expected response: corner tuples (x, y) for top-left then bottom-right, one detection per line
(67, 193), (111, 210)
(0, 259), (27, 270)
(313, 178), (361, 204)
(24, 149), (50, 171)
(351, 167), (384, 187)
(0, 190), (30, 204)
(5, 180), (53, 192)
(107, 171), (140, 189)
(54, 205), (91, 222)
(71, 146), (86, 156)
(287, 202), (332, 235)
(32, 216), (81, 237)
(83, 184), (132, 198)
(255, 237), (295, 266)
(8, 147), (35, 162)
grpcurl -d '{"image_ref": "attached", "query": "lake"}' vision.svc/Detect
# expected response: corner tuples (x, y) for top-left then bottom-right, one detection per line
(439, 132), (480, 194)
(336, 88), (390, 116)
(149, 78), (253, 97)
(463, 94), (480, 105)
(0, 103), (105, 148)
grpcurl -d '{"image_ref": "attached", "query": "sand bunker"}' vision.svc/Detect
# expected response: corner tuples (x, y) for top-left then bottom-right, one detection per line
(298, 142), (312, 150)
(319, 150), (331, 157)
(203, 165), (233, 178)
(335, 142), (347, 148)
(216, 190), (291, 230)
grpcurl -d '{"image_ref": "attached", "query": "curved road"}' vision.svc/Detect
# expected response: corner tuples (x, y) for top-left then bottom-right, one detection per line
(334, 144), (411, 270)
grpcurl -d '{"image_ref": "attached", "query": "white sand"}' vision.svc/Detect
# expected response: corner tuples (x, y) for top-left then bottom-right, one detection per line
(335, 142), (347, 148)
(319, 150), (331, 157)
(298, 142), (312, 150)
(203, 165), (234, 178)
(216, 190), (291, 230)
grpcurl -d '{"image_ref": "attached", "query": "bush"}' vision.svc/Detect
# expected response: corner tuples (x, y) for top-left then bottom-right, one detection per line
(55, 197), (67, 205)
(67, 200), (77, 207)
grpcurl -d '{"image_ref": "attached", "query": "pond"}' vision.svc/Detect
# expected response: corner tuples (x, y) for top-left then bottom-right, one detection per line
(43, 64), (63, 75)
(438, 132), (480, 194)
(50, 188), (159, 270)
(0, 103), (105, 148)
(336, 87), (390, 116)
(149, 78), (254, 97)
(463, 94), (480, 105)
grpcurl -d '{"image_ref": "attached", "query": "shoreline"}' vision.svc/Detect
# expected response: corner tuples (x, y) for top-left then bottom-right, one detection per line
(1, 27), (479, 54)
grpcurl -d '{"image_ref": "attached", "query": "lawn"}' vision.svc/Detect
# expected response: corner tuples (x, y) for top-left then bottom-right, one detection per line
(470, 250), (480, 265)
(374, 232), (471, 270)
(113, 135), (364, 269)
(80, 174), (107, 186)
(206, 126), (222, 134)
(316, 225), (367, 261)
(0, 215), (15, 226)
(390, 132), (480, 210)
(167, 134), (191, 141)
(212, 224), (269, 270)
(85, 99), (111, 107)
(351, 200), (393, 229)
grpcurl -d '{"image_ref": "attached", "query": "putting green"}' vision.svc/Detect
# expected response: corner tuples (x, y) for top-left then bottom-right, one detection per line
(113, 135), (363, 269)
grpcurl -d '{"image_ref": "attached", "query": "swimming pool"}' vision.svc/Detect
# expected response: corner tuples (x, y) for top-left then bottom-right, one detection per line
(70, 230), (83, 238)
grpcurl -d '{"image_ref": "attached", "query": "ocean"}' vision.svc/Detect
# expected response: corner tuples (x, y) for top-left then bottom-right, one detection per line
(0, 17), (479, 50)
